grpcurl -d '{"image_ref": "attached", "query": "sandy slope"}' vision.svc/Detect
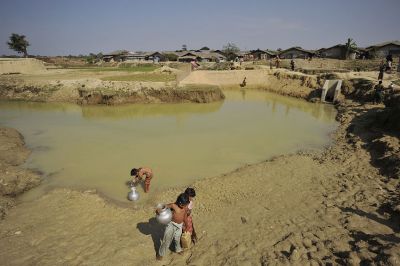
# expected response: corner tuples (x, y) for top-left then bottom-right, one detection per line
(180, 69), (320, 101)
(0, 59), (46, 75)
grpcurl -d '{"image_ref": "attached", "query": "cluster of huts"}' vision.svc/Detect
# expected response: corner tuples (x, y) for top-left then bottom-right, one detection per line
(102, 41), (400, 63)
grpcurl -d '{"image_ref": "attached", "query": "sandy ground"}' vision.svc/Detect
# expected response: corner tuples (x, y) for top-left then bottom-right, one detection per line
(0, 68), (399, 265)
(0, 67), (224, 104)
(0, 128), (41, 219)
(0, 58), (46, 75)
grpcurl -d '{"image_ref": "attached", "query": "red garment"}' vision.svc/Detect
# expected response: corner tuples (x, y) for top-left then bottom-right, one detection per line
(184, 215), (193, 233)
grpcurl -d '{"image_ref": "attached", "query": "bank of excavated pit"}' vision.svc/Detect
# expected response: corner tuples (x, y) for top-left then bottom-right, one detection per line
(0, 77), (225, 104)
(180, 69), (321, 100)
(0, 128), (41, 219)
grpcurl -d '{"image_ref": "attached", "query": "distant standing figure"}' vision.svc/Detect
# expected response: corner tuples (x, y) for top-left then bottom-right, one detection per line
(290, 59), (295, 71)
(378, 61), (385, 80)
(373, 80), (384, 104)
(398, 57), (400, 72)
(191, 60), (199, 71)
(386, 60), (392, 72)
(131, 167), (153, 193)
(275, 56), (281, 68)
(269, 58), (273, 69)
(386, 54), (393, 72)
(240, 77), (247, 88)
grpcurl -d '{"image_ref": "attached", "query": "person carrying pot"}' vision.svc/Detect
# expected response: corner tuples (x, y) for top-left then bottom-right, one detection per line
(156, 193), (190, 261)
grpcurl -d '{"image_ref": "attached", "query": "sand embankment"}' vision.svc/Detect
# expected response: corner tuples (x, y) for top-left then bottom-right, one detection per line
(180, 69), (320, 99)
(0, 72), (399, 265)
(0, 128), (41, 219)
(0, 58), (47, 75)
(0, 77), (224, 104)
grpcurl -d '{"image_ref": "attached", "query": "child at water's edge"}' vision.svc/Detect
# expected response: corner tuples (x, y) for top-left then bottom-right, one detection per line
(156, 193), (189, 260)
(130, 167), (153, 192)
(183, 187), (197, 243)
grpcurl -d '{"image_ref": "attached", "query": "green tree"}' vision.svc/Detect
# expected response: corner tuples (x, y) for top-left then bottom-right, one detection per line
(222, 42), (240, 60)
(7, 33), (30, 57)
(345, 38), (357, 59)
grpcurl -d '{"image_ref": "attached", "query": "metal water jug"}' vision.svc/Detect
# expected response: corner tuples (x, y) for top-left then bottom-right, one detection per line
(128, 186), (139, 201)
(156, 203), (172, 224)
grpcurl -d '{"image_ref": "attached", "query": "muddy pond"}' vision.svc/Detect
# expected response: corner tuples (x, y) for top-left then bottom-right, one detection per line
(0, 90), (337, 203)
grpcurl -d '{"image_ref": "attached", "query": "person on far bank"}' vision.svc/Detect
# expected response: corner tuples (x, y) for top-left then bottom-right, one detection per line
(275, 56), (281, 68)
(130, 167), (153, 193)
(398, 56), (400, 73)
(156, 193), (190, 260)
(386, 54), (393, 72)
(190, 59), (199, 71)
(378, 60), (385, 81)
(290, 59), (295, 71)
(373, 80), (384, 104)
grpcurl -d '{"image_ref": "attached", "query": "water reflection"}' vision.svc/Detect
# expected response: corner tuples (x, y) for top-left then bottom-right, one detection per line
(222, 89), (337, 123)
(81, 101), (223, 120)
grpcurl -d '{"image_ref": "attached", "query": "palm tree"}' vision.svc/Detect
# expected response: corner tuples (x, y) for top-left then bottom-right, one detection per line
(345, 38), (357, 59)
(7, 33), (30, 57)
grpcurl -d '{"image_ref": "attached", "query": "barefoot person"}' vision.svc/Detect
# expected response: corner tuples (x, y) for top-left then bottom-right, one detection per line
(156, 193), (190, 260)
(130, 167), (153, 193)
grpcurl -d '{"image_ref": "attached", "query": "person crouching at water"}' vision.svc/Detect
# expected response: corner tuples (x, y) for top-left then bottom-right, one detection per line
(156, 193), (190, 260)
(183, 187), (198, 244)
(130, 167), (153, 193)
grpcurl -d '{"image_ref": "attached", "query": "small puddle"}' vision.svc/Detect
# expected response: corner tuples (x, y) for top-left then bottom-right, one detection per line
(0, 89), (337, 202)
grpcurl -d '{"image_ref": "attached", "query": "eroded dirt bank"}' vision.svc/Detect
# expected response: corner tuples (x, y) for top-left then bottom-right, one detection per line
(181, 69), (320, 100)
(0, 77), (399, 265)
(0, 77), (225, 104)
(0, 128), (41, 219)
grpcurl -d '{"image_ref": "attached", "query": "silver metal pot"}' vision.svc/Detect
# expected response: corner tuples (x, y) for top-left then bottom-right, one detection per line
(128, 186), (139, 201)
(156, 203), (172, 224)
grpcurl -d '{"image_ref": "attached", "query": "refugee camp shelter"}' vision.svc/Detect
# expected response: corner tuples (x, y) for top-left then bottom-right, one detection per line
(102, 50), (130, 62)
(279, 47), (315, 59)
(177, 51), (226, 62)
(244, 49), (276, 60)
(366, 41), (400, 58)
(318, 44), (347, 59)
(102, 51), (165, 62)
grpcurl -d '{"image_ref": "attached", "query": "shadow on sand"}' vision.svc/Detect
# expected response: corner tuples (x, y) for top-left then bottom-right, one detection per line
(136, 218), (165, 254)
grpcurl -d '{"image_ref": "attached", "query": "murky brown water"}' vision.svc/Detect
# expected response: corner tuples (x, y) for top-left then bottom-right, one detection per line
(0, 90), (337, 202)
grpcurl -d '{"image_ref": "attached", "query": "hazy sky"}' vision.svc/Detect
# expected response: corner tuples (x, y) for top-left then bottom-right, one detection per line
(1, 0), (399, 56)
